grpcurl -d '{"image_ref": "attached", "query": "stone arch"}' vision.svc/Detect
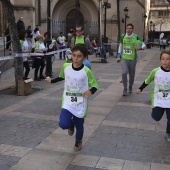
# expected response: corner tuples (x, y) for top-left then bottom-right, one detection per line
(51, 0), (98, 36)
(66, 9), (84, 34)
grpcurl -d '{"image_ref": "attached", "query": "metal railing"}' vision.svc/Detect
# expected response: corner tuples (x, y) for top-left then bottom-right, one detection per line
(0, 34), (11, 56)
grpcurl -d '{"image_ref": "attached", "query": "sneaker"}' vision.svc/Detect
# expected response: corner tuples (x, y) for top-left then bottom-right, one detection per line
(164, 133), (170, 142)
(122, 89), (127, 96)
(68, 126), (74, 136)
(129, 85), (133, 93)
(74, 140), (82, 151)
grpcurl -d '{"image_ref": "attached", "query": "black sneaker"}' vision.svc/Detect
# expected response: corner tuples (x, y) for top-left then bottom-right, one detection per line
(129, 85), (133, 93)
(74, 140), (82, 151)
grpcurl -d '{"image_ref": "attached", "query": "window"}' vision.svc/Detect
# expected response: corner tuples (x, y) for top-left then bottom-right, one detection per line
(158, 11), (169, 17)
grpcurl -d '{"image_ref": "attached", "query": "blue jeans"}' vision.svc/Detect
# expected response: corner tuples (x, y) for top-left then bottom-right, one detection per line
(59, 46), (66, 60)
(59, 108), (84, 141)
(152, 107), (170, 134)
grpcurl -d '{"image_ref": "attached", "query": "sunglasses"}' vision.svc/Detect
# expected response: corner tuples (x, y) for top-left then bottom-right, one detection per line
(76, 29), (82, 32)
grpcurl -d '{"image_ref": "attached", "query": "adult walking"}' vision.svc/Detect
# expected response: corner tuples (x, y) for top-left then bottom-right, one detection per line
(33, 27), (40, 43)
(70, 25), (93, 56)
(117, 23), (146, 96)
(57, 32), (66, 60)
(26, 26), (33, 47)
(19, 30), (30, 80)
(34, 35), (46, 81)
(17, 16), (25, 33)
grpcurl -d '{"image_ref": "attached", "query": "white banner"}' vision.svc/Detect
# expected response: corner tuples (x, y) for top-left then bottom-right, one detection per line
(0, 48), (70, 61)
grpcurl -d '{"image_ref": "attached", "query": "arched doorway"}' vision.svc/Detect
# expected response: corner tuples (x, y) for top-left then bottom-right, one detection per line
(66, 9), (84, 34)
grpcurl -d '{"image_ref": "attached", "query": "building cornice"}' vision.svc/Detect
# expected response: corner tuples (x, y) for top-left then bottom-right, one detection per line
(13, 5), (35, 11)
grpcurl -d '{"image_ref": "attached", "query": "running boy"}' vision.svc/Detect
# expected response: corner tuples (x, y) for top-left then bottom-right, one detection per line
(136, 51), (170, 142)
(46, 44), (99, 151)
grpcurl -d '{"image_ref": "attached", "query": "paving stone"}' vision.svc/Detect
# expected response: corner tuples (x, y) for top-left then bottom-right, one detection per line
(9, 149), (75, 170)
(151, 163), (170, 170)
(0, 155), (20, 170)
(106, 105), (157, 124)
(71, 154), (99, 168)
(123, 160), (150, 170)
(0, 115), (57, 148)
(66, 165), (103, 170)
(36, 133), (89, 153)
(15, 99), (61, 116)
(96, 157), (124, 170)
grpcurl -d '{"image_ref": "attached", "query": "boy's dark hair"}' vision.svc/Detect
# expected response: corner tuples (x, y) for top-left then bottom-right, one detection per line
(60, 32), (63, 34)
(160, 51), (170, 60)
(72, 44), (88, 57)
(126, 23), (134, 29)
(19, 29), (27, 40)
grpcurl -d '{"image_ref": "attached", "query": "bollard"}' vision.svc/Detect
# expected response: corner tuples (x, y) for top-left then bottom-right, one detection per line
(18, 77), (33, 96)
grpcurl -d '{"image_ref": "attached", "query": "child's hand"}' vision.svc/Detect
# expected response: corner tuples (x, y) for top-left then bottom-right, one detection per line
(134, 46), (142, 50)
(82, 90), (92, 98)
(136, 89), (141, 94)
(45, 76), (51, 83)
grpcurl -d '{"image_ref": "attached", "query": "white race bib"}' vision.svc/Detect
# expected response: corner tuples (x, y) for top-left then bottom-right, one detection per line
(123, 48), (132, 55)
(157, 91), (170, 100)
(65, 92), (83, 104)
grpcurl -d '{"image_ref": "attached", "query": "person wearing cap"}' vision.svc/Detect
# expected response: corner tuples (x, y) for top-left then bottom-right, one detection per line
(116, 23), (146, 96)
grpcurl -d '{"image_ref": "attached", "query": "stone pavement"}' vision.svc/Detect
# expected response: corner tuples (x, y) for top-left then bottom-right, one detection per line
(0, 48), (170, 170)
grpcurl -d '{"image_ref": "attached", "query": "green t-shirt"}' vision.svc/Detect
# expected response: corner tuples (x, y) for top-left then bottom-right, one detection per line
(120, 34), (142, 60)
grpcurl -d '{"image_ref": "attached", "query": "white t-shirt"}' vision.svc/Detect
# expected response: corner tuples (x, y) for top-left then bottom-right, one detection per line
(57, 36), (66, 46)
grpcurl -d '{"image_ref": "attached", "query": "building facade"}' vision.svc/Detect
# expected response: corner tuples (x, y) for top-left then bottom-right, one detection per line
(0, 0), (150, 48)
(150, 0), (170, 41)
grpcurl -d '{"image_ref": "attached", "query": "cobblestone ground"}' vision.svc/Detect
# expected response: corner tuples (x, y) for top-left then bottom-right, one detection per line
(1, 48), (170, 170)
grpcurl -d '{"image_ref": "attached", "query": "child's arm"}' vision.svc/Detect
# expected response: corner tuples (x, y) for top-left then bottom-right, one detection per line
(82, 87), (98, 98)
(136, 81), (148, 94)
(45, 77), (64, 83)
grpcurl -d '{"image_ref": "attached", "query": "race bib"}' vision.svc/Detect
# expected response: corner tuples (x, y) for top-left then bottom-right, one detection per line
(123, 47), (132, 55)
(65, 92), (83, 104)
(157, 91), (170, 100)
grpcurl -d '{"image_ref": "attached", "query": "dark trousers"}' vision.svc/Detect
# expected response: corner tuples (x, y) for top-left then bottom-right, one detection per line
(152, 107), (170, 134)
(23, 61), (30, 79)
(59, 46), (66, 60)
(59, 108), (84, 141)
(45, 56), (52, 76)
(34, 58), (45, 79)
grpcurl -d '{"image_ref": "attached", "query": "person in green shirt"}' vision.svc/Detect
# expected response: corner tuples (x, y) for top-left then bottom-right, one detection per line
(117, 23), (146, 96)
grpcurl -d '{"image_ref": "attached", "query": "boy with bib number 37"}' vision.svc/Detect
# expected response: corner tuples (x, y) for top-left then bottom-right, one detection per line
(136, 51), (170, 142)
(45, 44), (99, 151)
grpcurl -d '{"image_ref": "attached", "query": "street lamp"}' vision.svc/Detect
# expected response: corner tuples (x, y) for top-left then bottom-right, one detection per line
(103, 0), (108, 39)
(143, 13), (147, 42)
(124, 7), (129, 34)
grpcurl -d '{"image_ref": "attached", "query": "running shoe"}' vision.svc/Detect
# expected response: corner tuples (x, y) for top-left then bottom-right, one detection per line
(74, 140), (82, 151)
(68, 126), (74, 136)
(164, 133), (170, 142)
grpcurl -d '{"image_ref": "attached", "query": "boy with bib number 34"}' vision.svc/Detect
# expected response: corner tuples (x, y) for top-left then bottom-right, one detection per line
(45, 44), (99, 151)
(136, 51), (170, 142)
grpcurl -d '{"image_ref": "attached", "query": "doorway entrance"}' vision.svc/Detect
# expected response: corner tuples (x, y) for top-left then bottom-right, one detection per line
(66, 9), (84, 34)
